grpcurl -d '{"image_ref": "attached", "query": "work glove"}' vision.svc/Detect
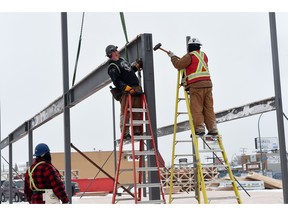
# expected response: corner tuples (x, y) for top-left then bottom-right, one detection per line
(131, 58), (143, 71)
(124, 85), (136, 94)
(168, 51), (175, 58)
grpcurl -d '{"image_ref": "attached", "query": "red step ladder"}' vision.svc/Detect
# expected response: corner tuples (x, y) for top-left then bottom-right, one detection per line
(112, 93), (166, 204)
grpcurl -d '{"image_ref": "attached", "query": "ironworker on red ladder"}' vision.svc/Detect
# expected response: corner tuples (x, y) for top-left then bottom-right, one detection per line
(106, 45), (143, 140)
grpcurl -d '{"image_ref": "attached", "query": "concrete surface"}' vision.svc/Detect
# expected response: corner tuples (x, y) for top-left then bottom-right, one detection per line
(72, 189), (284, 204)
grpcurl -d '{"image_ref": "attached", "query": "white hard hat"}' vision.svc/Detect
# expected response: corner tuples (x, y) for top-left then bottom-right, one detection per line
(188, 37), (202, 46)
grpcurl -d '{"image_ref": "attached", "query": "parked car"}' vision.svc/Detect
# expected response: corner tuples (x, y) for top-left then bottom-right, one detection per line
(1, 179), (26, 202)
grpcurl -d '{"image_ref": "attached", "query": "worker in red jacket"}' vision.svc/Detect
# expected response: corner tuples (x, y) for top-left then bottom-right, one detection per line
(24, 143), (69, 204)
(168, 37), (218, 137)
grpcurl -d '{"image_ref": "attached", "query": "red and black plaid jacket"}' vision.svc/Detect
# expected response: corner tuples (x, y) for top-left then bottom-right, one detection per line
(24, 158), (69, 204)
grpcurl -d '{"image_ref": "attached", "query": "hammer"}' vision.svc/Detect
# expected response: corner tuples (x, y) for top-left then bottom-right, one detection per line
(153, 43), (180, 59)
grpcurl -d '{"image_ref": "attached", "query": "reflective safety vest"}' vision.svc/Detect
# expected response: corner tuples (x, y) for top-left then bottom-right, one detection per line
(181, 50), (211, 87)
(28, 161), (46, 192)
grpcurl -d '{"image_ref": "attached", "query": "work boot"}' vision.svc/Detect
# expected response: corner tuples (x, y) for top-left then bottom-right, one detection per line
(195, 131), (205, 137)
(124, 133), (131, 140)
(207, 131), (218, 136)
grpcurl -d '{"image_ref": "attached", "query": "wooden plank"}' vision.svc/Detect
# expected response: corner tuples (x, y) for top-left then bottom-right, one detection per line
(246, 172), (282, 189)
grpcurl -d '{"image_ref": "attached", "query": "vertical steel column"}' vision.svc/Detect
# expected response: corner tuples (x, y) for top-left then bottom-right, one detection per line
(28, 128), (33, 166)
(8, 137), (12, 203)
(257, 113), (265, 175)
(269, 12), (288, 204)
(141, 34), (160, 200)
(61, 12), (72, 203)
(0, 104), (1, 194)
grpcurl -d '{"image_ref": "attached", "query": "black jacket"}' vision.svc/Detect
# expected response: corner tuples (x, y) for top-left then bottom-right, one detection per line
(108, 57), (139, 91)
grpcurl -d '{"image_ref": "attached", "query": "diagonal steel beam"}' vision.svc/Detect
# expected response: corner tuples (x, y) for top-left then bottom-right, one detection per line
(157, 96), (276, 137)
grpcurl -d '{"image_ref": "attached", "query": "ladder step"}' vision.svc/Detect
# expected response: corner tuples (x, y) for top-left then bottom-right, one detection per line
(115, 197), (135, 202)
(172, 195), (197, 200)
(177, 112), (189, 115)
(125, 120), (149, 126)
(201, 164), (228, 168)
(137, 200), (164, 204)
(175, 140), (192, 143)
(129, 108), (147, 112)
(137, 167), (159, 172)
(199, 149), (223, 153)
(175, 154), (194, 157)
(134, 135), (152, 140)
(209, 196), (239, 201)
(123, 150), (155, 156)
(137, 183), (161, 188)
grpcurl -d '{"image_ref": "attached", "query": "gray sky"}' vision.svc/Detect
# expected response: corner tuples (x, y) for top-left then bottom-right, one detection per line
(0, 9), (287, 169)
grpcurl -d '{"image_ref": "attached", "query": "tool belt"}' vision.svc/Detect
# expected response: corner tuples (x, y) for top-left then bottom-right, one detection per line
(110, 87), (122, 101)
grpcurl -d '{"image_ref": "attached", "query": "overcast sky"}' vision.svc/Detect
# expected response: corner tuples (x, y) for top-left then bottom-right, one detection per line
(0, 4), (288, 172)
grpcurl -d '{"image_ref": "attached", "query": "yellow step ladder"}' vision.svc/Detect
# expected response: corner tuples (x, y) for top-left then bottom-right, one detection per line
(112, 93), (166, 204)
(168, 69), (242, 204)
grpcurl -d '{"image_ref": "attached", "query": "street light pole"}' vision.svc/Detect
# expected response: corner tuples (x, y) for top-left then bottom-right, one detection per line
(257, 113), (265, 175)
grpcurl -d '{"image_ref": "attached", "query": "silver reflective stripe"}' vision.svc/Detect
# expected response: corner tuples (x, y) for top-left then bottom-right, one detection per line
(187, 71), (210, 80)
(191, 51), (209, 72)
(28, 161), (46, 192)
(109, 63), (121, 73)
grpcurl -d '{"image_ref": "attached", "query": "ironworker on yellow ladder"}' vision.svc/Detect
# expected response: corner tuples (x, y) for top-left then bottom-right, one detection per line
(168, 69), (242, 204)
(164, 37), (242, 204)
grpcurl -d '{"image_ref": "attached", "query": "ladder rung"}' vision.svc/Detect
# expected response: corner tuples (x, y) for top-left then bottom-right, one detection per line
(172, 195), (197, 200)
(137, 183), (161, 188)
(133, 120), (149, 126)
(129, 108), (147, 112)
(120, 168), (133, 172)
(137, 167), (159, 172)
(137, 200), (164, 204)
(115, 197), (135, 202)
(135, 150), (155, 156)
(199, 149), (223, 153)
(175, 154), (194, 157)
(123, 150), (155, 156)
(134, 135), (152, 140)
(209, 196), (239, 201)
(201, 164), (228, 168)
(175, 140), (192, 143)
(205, 179), (233, 184)
(125, 120), (149, 126)
(177, 112), (188, 115)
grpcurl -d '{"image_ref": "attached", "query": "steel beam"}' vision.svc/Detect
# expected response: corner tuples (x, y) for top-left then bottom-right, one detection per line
(157, 96), (276, 137)
(269, 12), (288, 204)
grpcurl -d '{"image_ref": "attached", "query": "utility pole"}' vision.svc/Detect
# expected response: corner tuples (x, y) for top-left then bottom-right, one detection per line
(240, 148), (247, 155)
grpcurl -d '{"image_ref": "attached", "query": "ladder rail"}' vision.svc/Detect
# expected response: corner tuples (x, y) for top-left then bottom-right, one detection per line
(128, 94), (140, 203)
(168, 70), (182, 204)
(112, 95), (131, 204)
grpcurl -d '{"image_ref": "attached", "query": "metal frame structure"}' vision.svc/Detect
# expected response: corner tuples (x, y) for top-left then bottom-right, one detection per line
(0, 12), (287, 204)
(0, 15), (159, 202)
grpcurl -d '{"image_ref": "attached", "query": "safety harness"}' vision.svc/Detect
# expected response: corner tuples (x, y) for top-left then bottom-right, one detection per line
(28, 161), (46, 192)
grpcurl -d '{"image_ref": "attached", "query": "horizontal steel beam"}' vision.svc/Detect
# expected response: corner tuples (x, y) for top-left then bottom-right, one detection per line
(157, 96), (276, 137)
(0, 34), (147, 149)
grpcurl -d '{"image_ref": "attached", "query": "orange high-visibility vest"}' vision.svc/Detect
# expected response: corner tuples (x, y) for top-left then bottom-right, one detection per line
(181, 50), (211, 87)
